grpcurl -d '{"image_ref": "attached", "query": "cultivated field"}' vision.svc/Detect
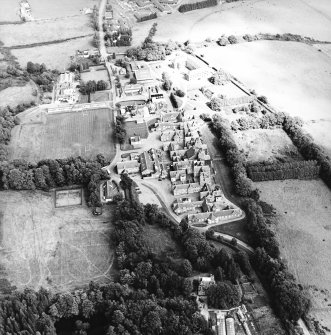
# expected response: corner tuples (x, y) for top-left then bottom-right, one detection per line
(133, 0), (331, 44)
(12, 36), (92, 70)
(0, 81), (38, 108)
(0, 0), (20, 22)
(0, 16), (92, 47)
(28, 0), (97, 19)
(256, 179), (331, 329)
(0, 190), (115, 293)
(9, 107), (116, 163)
(233, 128), (302, 163)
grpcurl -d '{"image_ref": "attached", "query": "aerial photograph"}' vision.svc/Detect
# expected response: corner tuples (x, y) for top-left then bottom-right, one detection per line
(0, 0), (330, 334)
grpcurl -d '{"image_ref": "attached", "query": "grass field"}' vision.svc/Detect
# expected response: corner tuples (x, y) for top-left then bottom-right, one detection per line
(9, 107), (116, 163)
(55, 188), (83, 207)
(133, 0), (331, 45)
(256, 179), (331, 329)
(233, 128), (302, 163)
(0, 16), (92, 47)
(81, 68), (109, 84)
(28, 0), (96, 19)
(0, 81), (38, 108)
(0, 0), (20, 22)
(12, 36), (92, 70)
(0, 190), (115, 293)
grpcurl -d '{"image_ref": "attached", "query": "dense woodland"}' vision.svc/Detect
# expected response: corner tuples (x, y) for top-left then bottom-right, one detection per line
(178, 0), (219, 13)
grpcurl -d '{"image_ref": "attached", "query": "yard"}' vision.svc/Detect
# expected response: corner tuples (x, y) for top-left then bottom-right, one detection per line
(12, 36), (93, 70)
(256, 179), (331, 330)
(9, 107), (116, 163)
(0, 190), (116, 293)
(233, 128), (302, 163)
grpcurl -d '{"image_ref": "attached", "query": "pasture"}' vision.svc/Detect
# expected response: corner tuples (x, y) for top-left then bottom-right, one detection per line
(0, 190), (115, 293)
(9, 107), (116, 163)
(12, 36), (92, 70)
(0, 81), (38, 108)
(256, 179), (331, 329)
(233, 128), (302, 163)
(133, 0), (331, 44)
(0, 16), (92, 47)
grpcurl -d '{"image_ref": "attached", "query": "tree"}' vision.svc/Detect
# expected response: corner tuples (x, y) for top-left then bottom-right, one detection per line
(206, 282), (241, 309)
(129, 77), (137, 84)
(181, 259), (193, 277)
(228, 35), (238, 44)
(97, 80), (107, 91)
(175, 89), (185, 97)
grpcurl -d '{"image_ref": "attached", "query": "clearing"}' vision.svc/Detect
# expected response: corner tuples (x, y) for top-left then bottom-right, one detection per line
(0, 16), (92, 47)
(12, 36), (93, 70)
(9, 107), (116, 163)
(233, 128), (302, 163)
(0, 190), (116, 293)
(256, 179), (331, 330)
(133, 0), (331, 44)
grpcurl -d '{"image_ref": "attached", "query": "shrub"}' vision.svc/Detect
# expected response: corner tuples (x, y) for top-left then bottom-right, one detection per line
(228, 35), (238, 44)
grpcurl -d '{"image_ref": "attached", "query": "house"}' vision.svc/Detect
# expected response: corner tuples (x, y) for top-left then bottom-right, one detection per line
(134, 66), (153, 83)
(102, 180), (119, 202)
(172, 199), (203, 215)
(117, 160), (140, 174)
(226, 318), (236, 335)
(172, 182), (201, 196)
(140, 149), (161, 178)
(198, 275), (215, 296)
(130, 136), (142, 149)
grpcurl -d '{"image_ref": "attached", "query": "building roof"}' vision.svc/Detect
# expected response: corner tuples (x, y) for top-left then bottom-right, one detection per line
(117, 160), (140, 171)
(140, 151), (154, 172)
(134, 67), (153, 82)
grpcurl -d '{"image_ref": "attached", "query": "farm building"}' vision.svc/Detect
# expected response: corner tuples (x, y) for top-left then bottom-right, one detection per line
(54, 71), (79, 104)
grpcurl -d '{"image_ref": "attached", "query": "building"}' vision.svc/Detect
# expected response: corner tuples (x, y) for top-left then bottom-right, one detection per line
(198, 275), (215, 296)
(140, 149), (162, 178)
(54, 71), (79, 104)
(101, 180), (119, 202)
(226, 318), (235, 335)
(134, 66), (154, 83)
(130, 136), (142, 149)
(117, 160), (140, 174)
(184, 59), (211, 81)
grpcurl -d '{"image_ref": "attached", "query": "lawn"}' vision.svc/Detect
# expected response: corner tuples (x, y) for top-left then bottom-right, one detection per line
(9, 107), (116, 163)
(81, 67), (109, 84)
(12, 36), (93, 70)
(132, 0), (331, 44)
(0, 190), (116, 293)
(0, 16), (92, 47)
(212, 220), (252, 245)
(256, 179), (331, 330)
(233, 128), (302, 163)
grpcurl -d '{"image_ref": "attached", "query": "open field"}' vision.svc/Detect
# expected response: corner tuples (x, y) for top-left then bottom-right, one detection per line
(203, 41), (331, 121)
(133, 0), (331, 45)
(0, 81), (38, 108)
(0, 16), (92, 47)
(9, 107), (116, 163)
(12, 36), (92, 70)
(303, 120), (331, 158)
(28, 0), (97, 19)
(0, 190), (115, 293)
(256, 179), (331, 329)
(0, 0), (20, 22)
(233, 128), (302, 163)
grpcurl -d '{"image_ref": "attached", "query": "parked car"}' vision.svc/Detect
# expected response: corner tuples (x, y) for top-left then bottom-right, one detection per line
(93, 207), (103, 216)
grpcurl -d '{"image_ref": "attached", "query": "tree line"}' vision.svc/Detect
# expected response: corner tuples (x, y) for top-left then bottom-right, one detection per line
(0, 156), (109, 207)
(136, 12), (157, 22)
(245, 199), (311, 324)
(178, 0), (219, 13)
(283, 117), (331, 190)
(115, 115), (127, 144)
(247, 160), (320, 181)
